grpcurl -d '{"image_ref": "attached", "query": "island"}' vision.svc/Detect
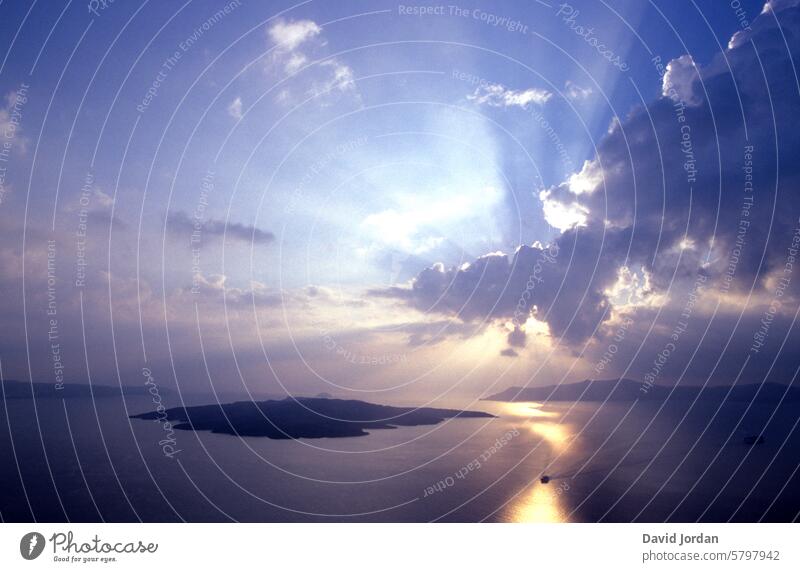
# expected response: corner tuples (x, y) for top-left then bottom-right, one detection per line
(130, 397), (495, 439)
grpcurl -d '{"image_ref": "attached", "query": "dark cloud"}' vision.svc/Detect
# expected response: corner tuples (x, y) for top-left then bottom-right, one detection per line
(167, 211), (274, 245)
(374, 1), (800, 356)
(507, 325), (527, 348)
(371, 232), (618, 345)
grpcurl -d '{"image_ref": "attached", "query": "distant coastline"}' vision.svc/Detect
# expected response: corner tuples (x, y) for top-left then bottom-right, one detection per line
(0, 380), (164, 399)
(483, 378), (800, 403)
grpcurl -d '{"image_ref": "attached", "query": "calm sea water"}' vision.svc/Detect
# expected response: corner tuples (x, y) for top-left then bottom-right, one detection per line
(1, 394), (798, 522)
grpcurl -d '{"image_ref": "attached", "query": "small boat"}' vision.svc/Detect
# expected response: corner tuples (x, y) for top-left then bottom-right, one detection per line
(744, 435), (765, 445)
(540, 475), (551, 484)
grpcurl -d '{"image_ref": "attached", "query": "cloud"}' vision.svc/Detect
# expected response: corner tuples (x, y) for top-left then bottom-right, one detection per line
(227, 96), (243, 119)
(661, 54), (702, 107)
(537, 159), (602, 230)
(266, 19), (358, 102)
(92, 188), (114, 209)
(374, 0), (800, 359)
(313, 59), (357, 95)
(62, 183), (127, 229)
(167, 211), (274, 245)
(0, 85), (29, 153)
(284, 52), (308, 74)
(468, 83), (552, 108)
(538, 191), (589, 231)
(763, 0), (800, 13)
(3, 0), (800, 395)
(179, 273), (284, 307)
(370, 244), (562, 325)
(507, 326), (527, 348)
(565, 80), (593, 101)
(267, 19), (321, 52)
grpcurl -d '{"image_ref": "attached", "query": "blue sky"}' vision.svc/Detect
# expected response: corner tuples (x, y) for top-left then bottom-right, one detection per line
(1, 0), (797, 401)
(0, 0), (763, 285)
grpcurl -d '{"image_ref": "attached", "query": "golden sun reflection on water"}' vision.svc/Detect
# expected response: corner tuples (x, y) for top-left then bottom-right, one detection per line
(502, 402), (560, 419)
(511, 481), (567, 523)
(527, 420), (571, 452)
(497, 402), (572, 523)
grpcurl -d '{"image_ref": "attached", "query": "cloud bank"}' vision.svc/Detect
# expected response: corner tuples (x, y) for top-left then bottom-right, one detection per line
(374, 1), (800, 380)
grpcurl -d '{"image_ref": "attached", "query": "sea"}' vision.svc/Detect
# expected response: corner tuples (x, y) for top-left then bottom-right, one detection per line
(1, 394), (798, 522)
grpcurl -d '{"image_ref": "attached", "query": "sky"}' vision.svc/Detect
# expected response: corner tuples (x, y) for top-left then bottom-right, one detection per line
(1, 0), (798, 403)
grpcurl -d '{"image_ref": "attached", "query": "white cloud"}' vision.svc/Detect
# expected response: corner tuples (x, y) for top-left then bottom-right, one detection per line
(468, 83), (552, 109)
(605, 266), (662, 308)
(267, 19), (321, 52)
(267, 18), (324, 76)
(539, 191), (589, 231)
(266, 19), (359, 104)
(0, 86), (28, 153)
(227, 96), (243, 120)
(763, 0), (800, 12)
(567, 160), (604, 195)
(565, 80), (593, 101)
(284, 52), (308, 74)
(661, 54), (702, 107)
(310, 60), (357, 97)
(534, 160), (603, 231)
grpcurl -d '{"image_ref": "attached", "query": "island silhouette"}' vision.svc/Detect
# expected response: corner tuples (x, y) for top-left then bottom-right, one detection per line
(131, 397), (495, 439)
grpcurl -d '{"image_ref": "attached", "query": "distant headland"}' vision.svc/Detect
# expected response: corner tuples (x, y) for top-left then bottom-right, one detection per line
(483, 378), (800, 403)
